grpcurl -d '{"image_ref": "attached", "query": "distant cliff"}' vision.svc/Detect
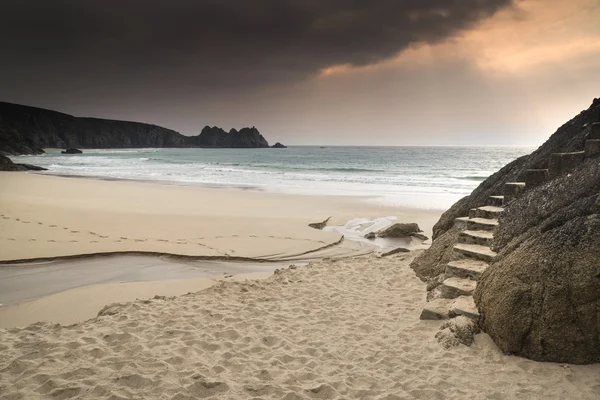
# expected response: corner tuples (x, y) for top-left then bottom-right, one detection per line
(0, 102), (271, 154)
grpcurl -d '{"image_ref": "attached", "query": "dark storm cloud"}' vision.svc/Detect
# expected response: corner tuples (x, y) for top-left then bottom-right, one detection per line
(1, 0), (513, 89)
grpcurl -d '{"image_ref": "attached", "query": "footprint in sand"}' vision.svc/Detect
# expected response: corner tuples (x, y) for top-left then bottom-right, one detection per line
(215, 236), (223, 239)
(1, 217), (8, 220)
(99, 235), (108, 238)
(63, 227), (69, 230)
(232, 235), (239, 238)
(8, 238), (15, 241)
(114, 240), (122, 243)
(49, 224), (57, 228)
(90, 240), (99, 243)
(71, 230), (80, 233)
(15, 218), (20, 221)
(134, 239), (146, 242)
(37, 222), (43, 225)
(120, 237), (128, 240)
(249, 235), (257, 238)
(28, 239), (36, 241)
(70, 240), (78, 243)
(89, 232), (97, 235)
(22, 221), (30, 224)
(47, 240), (55, 243)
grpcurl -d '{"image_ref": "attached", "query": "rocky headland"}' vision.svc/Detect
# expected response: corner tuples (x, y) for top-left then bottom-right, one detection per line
(0, 154), (47, 171)
(411, 98), (600, 364)
(0, 102), (273, 155)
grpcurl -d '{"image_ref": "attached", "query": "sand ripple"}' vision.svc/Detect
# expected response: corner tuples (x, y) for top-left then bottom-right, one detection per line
(1, 253), (599, 399)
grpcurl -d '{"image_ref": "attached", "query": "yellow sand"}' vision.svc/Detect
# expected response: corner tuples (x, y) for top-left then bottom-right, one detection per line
(1, 252), (599, 399)
(0, 172), (440, 262)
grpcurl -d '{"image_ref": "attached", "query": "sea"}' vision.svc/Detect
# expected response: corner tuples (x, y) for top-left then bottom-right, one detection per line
(16, 146), (534, 210)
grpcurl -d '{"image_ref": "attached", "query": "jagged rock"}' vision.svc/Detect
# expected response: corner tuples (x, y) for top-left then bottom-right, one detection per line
(410, 233), (429, 241)
(61, 148), (82, 154)
(189, 126), (270, 148)
(435, 316), (480, 348)
(308, 217), (330, 230)
(364, 232), (376, 240)
(410, 225), (460, 281)
(0, 154), (47, 171)
(0, 102), (271, 154)
(593, 194), (600, 213)
(377, 223), (421, 238)
(380, 247), (410, 257)
(272, 142), (287, 148)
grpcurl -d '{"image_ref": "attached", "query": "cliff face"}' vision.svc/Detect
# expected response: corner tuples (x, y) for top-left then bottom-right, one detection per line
(0, 102), (270, 154)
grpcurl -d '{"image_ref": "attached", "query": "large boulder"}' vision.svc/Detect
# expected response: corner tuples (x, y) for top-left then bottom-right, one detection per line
(474, 159), (600, 364)
(475, 214), (600, 364)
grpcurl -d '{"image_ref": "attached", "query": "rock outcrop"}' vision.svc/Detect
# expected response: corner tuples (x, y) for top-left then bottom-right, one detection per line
(272, 142), (287, 148)
(62, 148), (82, 154)
(0, 154), (47, 171)
(475, 158), (600, 364)
(187, 126), (269, 148)
(411, 97), (600, 364)
(308, 217), (331, 230)
(377, 223), (421, 238)
(0, 102), (271, 154)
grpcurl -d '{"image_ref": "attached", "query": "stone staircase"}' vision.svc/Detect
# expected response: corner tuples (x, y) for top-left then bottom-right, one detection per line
(420, 122), (600, 322)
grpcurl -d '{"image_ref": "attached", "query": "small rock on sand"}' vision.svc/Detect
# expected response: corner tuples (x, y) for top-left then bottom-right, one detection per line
(377, 223), (421, 238)
(381, 247), (410, 257)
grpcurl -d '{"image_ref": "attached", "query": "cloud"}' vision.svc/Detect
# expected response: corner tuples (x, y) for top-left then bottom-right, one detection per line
(0, 0), (513, 89)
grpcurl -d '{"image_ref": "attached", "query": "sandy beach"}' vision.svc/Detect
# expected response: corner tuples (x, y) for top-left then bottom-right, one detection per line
(2, 252), (599, 399)
(2, 172), (598, 399)
(0, 172), (440, 263)
(0, 171), (438, 329)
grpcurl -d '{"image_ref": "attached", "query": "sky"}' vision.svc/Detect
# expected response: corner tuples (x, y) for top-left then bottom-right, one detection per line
(1, 0), (599, 146)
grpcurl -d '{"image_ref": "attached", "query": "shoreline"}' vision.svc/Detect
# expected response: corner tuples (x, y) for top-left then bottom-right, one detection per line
(0, 172), (442, 263)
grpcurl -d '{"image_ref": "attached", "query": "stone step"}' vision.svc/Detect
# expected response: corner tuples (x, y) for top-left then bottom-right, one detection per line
(454, 243), (497, 262)
(503, 182), (526, 203)
(420, 298), (454, 320)
(548, 151), (585, 179)
(446, 259), (489, 281)
(585, 139), (600, 158)
(489, 195), (504, 207)
(469, 205), (504, 219)
(440, 277), (477, 299)
(458, 229), (493, 246)
(524, 169), (549, 189)
(466, 217), (498, 232)
(450, 296), (480, 320)
(591, 122), (600, 140)
(454, 216), (470, 229)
